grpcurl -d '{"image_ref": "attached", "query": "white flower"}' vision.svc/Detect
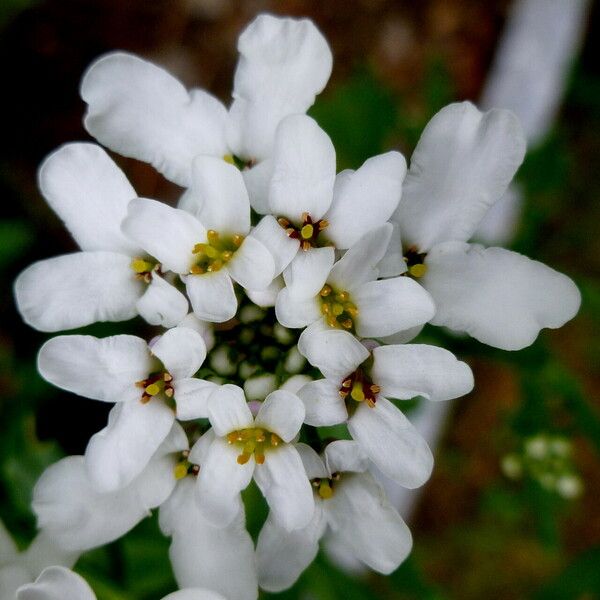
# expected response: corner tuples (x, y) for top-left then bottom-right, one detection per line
(80, 14), (332, 210)
(16, 566), (228, 600)
(296, 327), (474, 486)
(14, 143), (188, 332)
(386, 102), (581, 350)
(196, 385), (314, 531)
(275, 223), (435, 338)
(122, 156), (275, 322)
(256, 440), (412, 592)
(37, 327), (211, 491)
(250, 114), (407, 279)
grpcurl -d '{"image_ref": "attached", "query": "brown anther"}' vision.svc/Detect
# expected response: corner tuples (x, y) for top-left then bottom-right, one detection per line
(318, 220), (329, 230)
(271, 433), (279, 446)
(342, 379), (352, 388)
(366, 398), (376, 408)
(277, 217), (290, 227)
(301, 212), (310, 222)
(339, 390), (348, 398)
(143, 273), (152, 284)
(370, 384), (381, 394)
(341, 319), (353, 329)
(190, 265), (204, 275)
(301, 240), (311, 251)
(163, 373), (173, 382)
(312, 481), (320, 487)
(232, 234), (244, 247)
(164, 387), (174, 398)
(285, 227), (295, 237)
(191, 465), (200, 476)
(141, 394), (152, 404)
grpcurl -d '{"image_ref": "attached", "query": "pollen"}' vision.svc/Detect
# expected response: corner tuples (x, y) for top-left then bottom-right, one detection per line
(131, 257), (158, 283)
(277, 212), (329, 250)
(319, 285), (358, 332)
(190, 231), (245, 275)
(408, 263), (427, 278)
(226, 427), (282, 466)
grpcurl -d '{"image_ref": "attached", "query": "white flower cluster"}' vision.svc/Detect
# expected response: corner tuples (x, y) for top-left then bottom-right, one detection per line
(10, 13), (580, 600)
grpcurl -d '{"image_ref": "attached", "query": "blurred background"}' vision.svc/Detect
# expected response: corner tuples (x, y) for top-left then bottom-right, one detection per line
(0, 1), (599, 598)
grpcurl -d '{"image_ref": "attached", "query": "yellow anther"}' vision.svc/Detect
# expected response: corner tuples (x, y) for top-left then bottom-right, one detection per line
(350, 381), (365, 402)
(232, 234), (244, 247)
(223, 154), (235, 165)
(190, 265), (204, 275)
(207, 230), (219, 243)
(318, 480), (333, 499)
(326, 315), (338, 328)
(346, 306), (359, 318)
(321, 304), (330, 315)
(131, 258), (154, 274)
(320, 285), (332, 297)
(277, 217), (290, 228)
(342, 379), (352, 388)
(341, 319), (353, 329)
(207, 260), (223, 273)
(318, 219), (329, 230)
(255, 453), (265, 465)
(336, 292), (349, 302)
(271, 433), (280, 447)
(221, 250), (233, 262)
(409, 263), (427, 278)
(237, 452), (251, 465)
(173, 463), (188, 480)
(300, 224), (314, 239)
(193, 243), (207, 254)
(204, 245), (218, 259)
(332, 303), (344, 316)
(145, 382), (161, 396)
(227, 432), (238, 444)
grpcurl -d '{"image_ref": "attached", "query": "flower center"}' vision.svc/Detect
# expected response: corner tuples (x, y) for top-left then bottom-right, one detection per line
(278, 212), (329, 251)
(190, 230), (244, 275)
(311, 473), (341, 499)
(173, 450), (200, 479)
(227, 427), (282, 465)
(319, 284), (358, 331)
(404, 247), (428, 278)
(135, 371), (174, 403)
(131, 257), (159, 283)
(339, 368), (379, 409)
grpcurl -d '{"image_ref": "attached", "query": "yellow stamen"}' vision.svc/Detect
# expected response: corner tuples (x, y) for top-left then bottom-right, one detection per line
(145, 382), (161, 396)
(223, 154), (235, 165)
(207, 230), (219, 243)
(237, 452), (251, 465)
(409, 263), (427, 278)
(131, 258), (154, 274)
(173, 463), (188, 480)
(350, 381), (365, 402)
(319, 480), (333, 499)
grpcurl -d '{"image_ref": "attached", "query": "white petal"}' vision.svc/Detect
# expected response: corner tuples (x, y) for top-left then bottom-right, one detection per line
(1, 565), (31, 599)
(20, 533), (78, 579)
(324, 440), (368, 474)
(151, 326), (206, 380)
(251, 215), (298, 276)
(227, 236), (275, 291)
(196, 437), (253, 527)
(188, 429), (216, 466)
(268, 114), (336, 222)
(174, 378), (217, 421)
(353, 277), (436, 338)
(327, 472), (412, 573)
(14, 252), (143, 332)
(136, 274), (189, 329)
(347, 398), (433, 488)
(207, 384), (253, 436)
(177, 313), (215, 351)
(296, 379), (348, 426)
(17, 566), (96, 600)
(37, 334), (152, 403)
(397, 102), (526, 251)
(283, 246), (335, 298)
(185, 271), (237, 323)
(162, 590), (227, 600)
(160, 479), (257, 600)
(81, 52), (228, 187)
(256, 507), (325, 592)
(33, 456), (148, 551)
(0, 519), (17, 562)
(190, 156), (251, 234)
(228, 14), (332, 161)
(279, 374), (312, 395)
(298, 322), (370, 380)
(246, 276), (283, 308)
(295, 443), (328, 479)
(254, 445), (314, 531)
(372, 344), (474, 401)
(328, 224), (393, 290)
(243, 159), (273, 214)
(39, 143), (139, 254)
(85, 399), (175, 492)
(377, 221), (407, 277)
(378, 325), (423, 345)
(274, 287), (320, 329)
(255, 390), (305, 442)
(324, 152), (406, 249)
(423, 242), (582, 350)
(122, 199), (205, 274)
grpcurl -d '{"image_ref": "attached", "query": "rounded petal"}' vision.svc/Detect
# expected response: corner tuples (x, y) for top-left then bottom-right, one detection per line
(196, 437), (254, 527)
(297, 379), (348, 427)
(185, 271), (237, 323)
(246, 276), (284, 308)
(256, 507), (325, 592)
(122, 199), (205, 274)
(251, 215), (298, 276)
(207, 384), (253, 436)
(1, 565), (31, 598)
(85, 399), (175, 492)
(162, 590), (227, 600)
(324, 440), (368, 474)
(227, 236), (275, 291)
(81, 52), (228, 187)
(136, 274), (189, 329)
(353, 277), (436, 338)
(254, 444), (314, 531)
(324, 152), (406, 249)
(37, 334), (152, 403)
(175, 378), (218, 421)
(228, 14), (332, 161)
(243, 159), (273, 214)
(190, 156), (251, 234)
(423, 242), (582, 350)
(255, 390), (305, 442)
(397, 102), (526, 251)
(275, 287), (320, 329)
(377, 221), (407, 278)
(17, 566), (96, 600)
(295, 443), (328, 479)
(151, 326), (206, 380)
(14, 252), (143, 332)
(328, 223), (393, 290)
(20, 533), (78, 579)
(283, 246), (335, 298)
(347, 398), (433, 488)
(372, 344), (474, 401)
(298, 321), (370, 381)
(160, 479), (257, 600)
(268, 114), (336, 222)
(39, 143), (140, 254)
(32, 456), (148, 551)
(327, 472), (412, 573)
